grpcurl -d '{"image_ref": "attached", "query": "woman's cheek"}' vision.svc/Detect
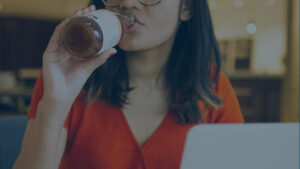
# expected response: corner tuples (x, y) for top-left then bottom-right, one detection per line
(117, 27), (151, 51)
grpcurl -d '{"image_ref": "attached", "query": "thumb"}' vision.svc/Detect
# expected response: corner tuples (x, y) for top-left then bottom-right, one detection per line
(81, 48), (117, 74)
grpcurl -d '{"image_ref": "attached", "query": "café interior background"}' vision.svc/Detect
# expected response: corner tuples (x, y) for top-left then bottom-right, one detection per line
(0, 0), (298, 122)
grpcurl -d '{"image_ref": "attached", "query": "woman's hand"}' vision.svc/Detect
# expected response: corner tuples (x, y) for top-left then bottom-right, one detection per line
(42, 5), (117, 102)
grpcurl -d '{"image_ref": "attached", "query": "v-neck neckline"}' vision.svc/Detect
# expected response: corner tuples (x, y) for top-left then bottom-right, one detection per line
(117, 108), (170, 149)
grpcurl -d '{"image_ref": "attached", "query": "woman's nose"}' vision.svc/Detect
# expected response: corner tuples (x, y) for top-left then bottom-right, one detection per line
(118, 0), (141, 9)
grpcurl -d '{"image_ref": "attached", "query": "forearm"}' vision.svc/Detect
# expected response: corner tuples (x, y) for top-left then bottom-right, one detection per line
(13, 99), (72, 169)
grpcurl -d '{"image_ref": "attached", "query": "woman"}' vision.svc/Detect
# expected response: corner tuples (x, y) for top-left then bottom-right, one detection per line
(13, 0), (244, 169)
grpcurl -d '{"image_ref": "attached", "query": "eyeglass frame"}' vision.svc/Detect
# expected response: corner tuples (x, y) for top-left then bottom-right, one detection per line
(102, 0), (162, 7)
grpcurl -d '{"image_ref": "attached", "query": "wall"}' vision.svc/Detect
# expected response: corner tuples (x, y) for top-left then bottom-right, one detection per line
(0, 0), (89, 20)
(210, 0), (288, 75)
(280, 0), (299, 122)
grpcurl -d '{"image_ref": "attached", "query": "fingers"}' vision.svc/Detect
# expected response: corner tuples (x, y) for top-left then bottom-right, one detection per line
(82, 8), (89, 15)
(81, 48), (117, 75)
(71, 9), (83, 18)
(82, 5), (96, 15)
(89, 5), (96, 12)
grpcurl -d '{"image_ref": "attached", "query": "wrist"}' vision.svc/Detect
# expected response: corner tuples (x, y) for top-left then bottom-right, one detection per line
(36, 97), (73, 127)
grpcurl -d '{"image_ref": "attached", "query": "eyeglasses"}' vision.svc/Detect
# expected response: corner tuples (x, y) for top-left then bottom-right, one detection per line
(102, 0), (162, 7)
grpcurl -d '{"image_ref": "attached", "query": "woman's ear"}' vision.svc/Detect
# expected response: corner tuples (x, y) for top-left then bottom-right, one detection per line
(180, 0), (192, 21)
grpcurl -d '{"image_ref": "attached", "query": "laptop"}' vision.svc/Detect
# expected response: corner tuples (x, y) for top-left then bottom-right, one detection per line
(180, 123), (299, 169)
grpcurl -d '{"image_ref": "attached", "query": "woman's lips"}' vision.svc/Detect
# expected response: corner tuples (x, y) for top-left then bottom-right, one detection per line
(134, 16), (144, 25)
(124, 17), (143, 33)
(125, 22), (141, 32)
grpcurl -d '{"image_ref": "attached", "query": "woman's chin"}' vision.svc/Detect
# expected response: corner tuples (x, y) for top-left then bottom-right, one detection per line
(118, 41), (145, 52)
(118, 45), (140, 52)
(117, 34), (165, 52)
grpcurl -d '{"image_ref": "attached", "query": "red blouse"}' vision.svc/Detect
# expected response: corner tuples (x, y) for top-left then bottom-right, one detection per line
(27, 72), (244, 169)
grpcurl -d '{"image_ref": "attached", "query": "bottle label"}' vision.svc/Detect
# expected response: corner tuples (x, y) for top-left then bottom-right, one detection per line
(85, 9), (122, 55)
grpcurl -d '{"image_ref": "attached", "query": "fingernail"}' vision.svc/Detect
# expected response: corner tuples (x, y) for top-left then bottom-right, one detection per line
(109, 52), (117, 57)
(75, 10), (81, 14)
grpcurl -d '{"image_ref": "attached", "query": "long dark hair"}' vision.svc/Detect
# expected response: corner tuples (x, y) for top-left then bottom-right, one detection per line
(84, 0), (222, 124)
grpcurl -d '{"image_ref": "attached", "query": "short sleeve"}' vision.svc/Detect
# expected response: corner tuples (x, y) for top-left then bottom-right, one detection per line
(27, 72), (72, 130)
(204, 72), (245, 123)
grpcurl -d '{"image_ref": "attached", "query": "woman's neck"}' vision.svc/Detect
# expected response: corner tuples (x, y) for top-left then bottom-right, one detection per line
(125, 34), (176, 90)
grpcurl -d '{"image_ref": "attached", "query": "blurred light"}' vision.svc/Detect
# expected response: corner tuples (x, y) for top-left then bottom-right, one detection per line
(246, 22), (257, 34)
(0, 4), (3, 11)
(208, 0), (217, 10)
(233, 0), (244, 8)
(266, 0), (276, 6)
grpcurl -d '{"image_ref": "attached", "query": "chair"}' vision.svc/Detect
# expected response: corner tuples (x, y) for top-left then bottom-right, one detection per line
(0, 116), (28, 169)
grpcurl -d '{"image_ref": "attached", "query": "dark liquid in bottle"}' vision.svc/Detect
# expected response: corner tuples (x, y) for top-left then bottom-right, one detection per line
(64, 24), (92, 55)
(63, 17), (103, 58)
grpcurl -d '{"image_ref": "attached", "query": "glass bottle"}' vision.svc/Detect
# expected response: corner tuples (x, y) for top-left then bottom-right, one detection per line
(62, 9), (134, 58)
